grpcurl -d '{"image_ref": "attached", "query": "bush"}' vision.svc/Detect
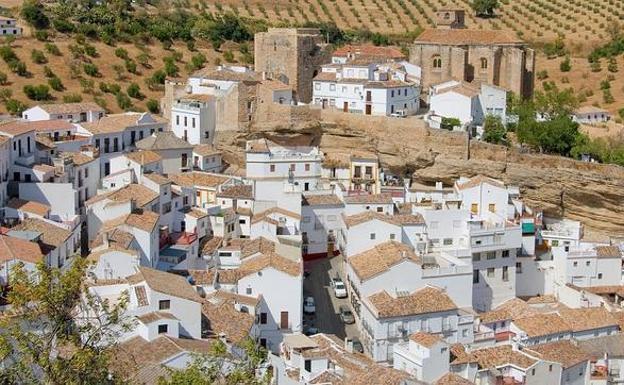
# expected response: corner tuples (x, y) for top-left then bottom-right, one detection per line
(44, 43), (61, 56)
(223, 50), (235, 63)
(9, 61), (28, 77)
(600, 79), (611, 90)
(603, 89), (615, 103)
(84, 44), (98, 58)
(137, 52), (151, 68)
(43, 66), (55, 78)
(108, 83), (121, 95)
(482, 115), (507, 144)
(189, 53), (206, 71)
(146, 99), (160, 114)
(52, 18), (75, 34)
(116, 92), (132, 110)
(441, 117), (461, 130)
(34, 30), (49, 42)
(83, 63), (100, 77)
(114, 48), (129, 60)
(23, 84), (51, 101)
(559, 56), (571, 72)
(47, 76), (64, 91)
(98, 82), (109, 93)
(163, 57), (179, 76)
(62, 93), (83, 103)
(608, 57), (618, 72)
(151, 69), (166, 85)
(31, 49), (47, 64)
(0, 71), (7, 85)
(127, 83), (143, 99)
(0, 89), (12, 101)
(21, 0), (49, 29)
(536, 70), (549, 80)
(591, 60), (602, 72)
(5, 99), (28, 115)
(125, 59), (137, 74)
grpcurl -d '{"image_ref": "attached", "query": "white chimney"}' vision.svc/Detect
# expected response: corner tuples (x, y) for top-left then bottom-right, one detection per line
(435, 181), (443, 190)
(103, 232), (109, 248)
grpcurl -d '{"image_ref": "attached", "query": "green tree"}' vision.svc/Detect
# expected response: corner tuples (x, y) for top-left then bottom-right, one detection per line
(482, 115), (507, 144)
(47, 76), (64, 91)
(146, 99), (160, 114)
(533, 85), (578, 118)
(441, 117), (461, 130)
(62, 93), (83, 103)
(20, 0), (49, 30)
(0, 259), (132, 384)
(116, 91), (132, 110)
(5, 98), (27, 115)
(471, 0), (499, 17)
(127, 82), (143, 99)
(0, 71), (8, 85)
(23, 84), (51, 101)
(559, 56), (571, 72)
(83, 63), (100, 77)
(31, 49), (47, 64)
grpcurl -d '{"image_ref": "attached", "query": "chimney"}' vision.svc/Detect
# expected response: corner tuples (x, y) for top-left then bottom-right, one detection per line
(103, 232), (109, 248)
(435, 181), (443, 190)
(262, 71), (268, 81)
(344, 337), (354, 353)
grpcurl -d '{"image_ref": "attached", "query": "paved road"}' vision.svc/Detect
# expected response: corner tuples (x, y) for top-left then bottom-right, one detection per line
(303, 255), (359, 340)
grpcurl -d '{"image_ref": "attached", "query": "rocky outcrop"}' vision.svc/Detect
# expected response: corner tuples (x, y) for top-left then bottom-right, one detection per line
(215, 113), (624, 235)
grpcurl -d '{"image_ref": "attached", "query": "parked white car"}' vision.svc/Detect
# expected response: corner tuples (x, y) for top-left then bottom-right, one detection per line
(334, 280), (347, 298)
(303, 296), (315, 314)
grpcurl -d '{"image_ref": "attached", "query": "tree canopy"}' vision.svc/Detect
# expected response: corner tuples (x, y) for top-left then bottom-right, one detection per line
(482, 115), (507, 144)
(471, 0), (499, 17)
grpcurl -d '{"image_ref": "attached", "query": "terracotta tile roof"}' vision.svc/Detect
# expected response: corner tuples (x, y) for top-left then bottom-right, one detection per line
(193, 144), (221, 157)
(343, 211), (424, 228)
(348, 241), (422, 281)
(365, 286), (457, 318)
(7, 198), (50, 217)
(177, 94), (215, 103)
(344, 193), (393, 204)
(435, 373), (475, 385)
(260, 78), (291, 90)
(32, 164), (55, 173)
(479, 298), (532, 324)
(136, 311), (178, 324)
(188, 269), (215, 285)
(302, 194), (344, 206)
(59, 151), (94, 166)
(182, 207), (208, 219)
(576, 106), (609, 114)
(128, 267), (202, 303)
(81, 112), (165, 135)
(86, 247), (137, 263)
(202, 291), (256, 344)
(36, 102), (104, 115)
(512, 313), (571, 338)
(251, 207), (301, 224)
(455, 175), (505, 190)
(136, 131), (192, 150)
(217, 184), (253, 199)
(415, 29), (524, 46)
(452, 345), (537, 370)
(245, 138), (270, 153)
(313, 71), (337, 82)
(236, 207), (252, 216)
(439, 82), (480, 98)
(201, 236), (223, 255)
(114, 335), (214, 382)
(0, 119), (35, 136)
(168, 172), (231, 188)
(0, 119), (74, 135)
(577, 333), (624, 359)
(584, 285), (624, 297)
(409, 332), (443, 348)
(124, 210), (160, 233)
(13, 218), (71, 249)
(524, 340), (589, 368)
(191, 67), (261, 82)
(333, 44), (405, 59)
(86, 184), (159, 208)
(124, 150), (162, 165)
(558, 307), (618, 332)
(524, 294), (557, 304)
(240, 236), (277, 258)
(239, 252), (302, 277)
(0, 234), (45, 264)
(612, 311), (624, 331)
(595, 245), (622, 258)
(91, 228), (135, 250)
(143, 172), (170, 185)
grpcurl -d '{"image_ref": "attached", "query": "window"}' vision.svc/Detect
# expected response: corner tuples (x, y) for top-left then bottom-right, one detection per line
(586, 261), (590, 266)
(598, 273), (603, 279)
(390, 233), (395, 240)
(502, 250), (510, 258)
(158, 324), (168, 334)
(176, 115), (179, 125)
(432, 55), (442, 69)
(184, 116), (187, 127)
(329, 84), (336, 91)
(573, 261), (578, 267)
(246, 287), (252, 295)
(270, 165), (275, 172)
(158, 300), (170, 310)
(289, 164), (295, 171)
(486, 251), (496, 260)
(488, 203), (496, 213)
(304, 360), (311, 372)
(305, 163), (310, 171)
(376, 207), (383, 213)
(552, 240), (559, 247)
(391, 90), (395, 97)
(260, 313), (267, 324)
(516, 262), (522, 273)
(470, 203), (478, 214)
(531, 369), (536, 376)
(192, 118), (195, 128)
(549, 365), (553, 372)
(487, 267), (495, 277)
(473, 269), (479, 283)
(502, 266), (509, 281)
(472, 253), (480, 261)
(370, 233), (376, 240)
(239, 219), (246, 224)
(443, 238), (453, 245)
(314, 83), (321, 90)
(85, 167), (89, 178)
(480, 57), (488, 69)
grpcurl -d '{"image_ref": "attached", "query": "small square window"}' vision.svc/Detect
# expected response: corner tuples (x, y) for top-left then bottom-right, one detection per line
(158, 300), (170, 310)
(390, 233), (396, 240)
(370, 233), (376, 240)
(270, 165), (275, 172)
(586, 261), (590, 266)
(598, 273), (603, 279)
(158, 324), (168, 334)
(246, 287), (252, 295)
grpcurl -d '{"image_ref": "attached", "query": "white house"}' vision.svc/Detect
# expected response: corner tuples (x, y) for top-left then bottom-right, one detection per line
(0, 234), (45, 286)
(53, 151), (100, 209)
(23, 102), (105, 123)
(301, 193), (344, 257)
(524, 341), (590, 385)
(0, 17), (21, 36)
(551, 243), (621, 288)
(572, 106), (610, 124)
(192, 144), (222, 172)
(135, 131), (193, 175)
(392, 332), (450, 383)
(312, 61), (420, 116)
(170, 94), (215, 146)
(427, 81), (506, 132)
(0, 122), (37, 177)
(11, 217), (78, 269)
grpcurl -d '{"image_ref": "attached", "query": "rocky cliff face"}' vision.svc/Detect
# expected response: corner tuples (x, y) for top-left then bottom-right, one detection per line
(215, 114), (624, 236)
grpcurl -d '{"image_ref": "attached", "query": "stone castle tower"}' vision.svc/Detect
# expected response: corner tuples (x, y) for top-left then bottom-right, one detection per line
(254, 28), (330, 103)
(410, 9), (535, 98)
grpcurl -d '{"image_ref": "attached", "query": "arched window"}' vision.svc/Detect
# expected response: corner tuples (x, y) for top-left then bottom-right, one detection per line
(480, 57), (488, 69)
(432, 55), (442, 69)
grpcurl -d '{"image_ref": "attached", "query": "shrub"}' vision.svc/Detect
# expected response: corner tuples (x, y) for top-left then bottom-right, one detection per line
(9, 61), (28, 77)
(114, 48), (129, 60)
(189, 53), (206, 71)
(603, 89), (615, 103)
(0, 71), (7, 85)
(441, 117), (461, 130)
(99, 82), (109, 93)
(23, 84), (51, 101)
(34, 30), (49, 42)
(172, 51), (183, 62)
(137, 53), (151, 68)
(84, 44), (98, 58)
(47, 76), (64, 91)
(600, 79), (611, 90)
(116, 92), (132, 110)
(43, 66), (55, 78)
(559, 56), (571, 72)
(163, 57), (179, 77)
(31, 49), (47, 64)
(62, 93), (83, 103)
(83, 63), (100, 77)
(0, 89), (12, 101)
(608, 57), (618, 72)
(125, 59), (137, 74)
(94, 96), (107, 110)
(536, 70), (549, 80)
(223, 50), (235, 63)
(21, 0), (49, 29)
(127, 83), (143, 99)
(44, 43), (61, 56)
(5, 99), (28, 115)
(591, 60), (602, 72)
(482, 115), (507, 144)
(146, 99), (160, 114)
(108, 83), (121, 95)
(52, 18), (75, 34)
